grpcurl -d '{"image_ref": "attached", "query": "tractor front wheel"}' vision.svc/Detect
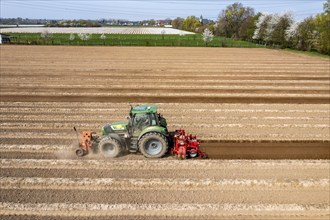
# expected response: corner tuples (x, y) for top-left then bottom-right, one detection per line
(98, 137), (122, 158)
(139, 132), (168, 158)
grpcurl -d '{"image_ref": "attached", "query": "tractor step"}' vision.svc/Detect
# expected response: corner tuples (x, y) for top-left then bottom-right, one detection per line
(129, 138), (138, 153)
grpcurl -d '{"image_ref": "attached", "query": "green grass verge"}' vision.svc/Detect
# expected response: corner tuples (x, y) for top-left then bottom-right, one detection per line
(7, 33), (263, 48)
(283, 48), (330, 59)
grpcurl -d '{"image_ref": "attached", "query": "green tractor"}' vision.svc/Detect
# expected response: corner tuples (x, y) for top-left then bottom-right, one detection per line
(75, 104), (206, 159)
(75, 104), (170, 158)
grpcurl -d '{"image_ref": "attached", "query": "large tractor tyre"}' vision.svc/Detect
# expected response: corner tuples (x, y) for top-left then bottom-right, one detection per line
(98, 137), (122, 158)
(138, 132), (168, 158)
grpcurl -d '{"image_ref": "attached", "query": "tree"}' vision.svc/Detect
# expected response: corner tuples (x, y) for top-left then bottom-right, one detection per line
(172, 17), (184, 29)
(202, 28), (214, 46)
(313, 1), (330, 54)
(285, 21), (299, 45)
(253, 12), (293, 47)
(253, 14), (272, 43)
(69, 33), (75, 41)
(324, 0), (330, 14)
(216, 2), (255, 38)
(100, 33), (106, 40)
(239, 13), (260, 40)
(40, 30), (52, 39)
(78, 33), (91, 44)
(40, 30), (52, 44)
(149, 19), (156, 26)
(100, 33), (106, 45)
(182, 16), (201, 32)
(161, 29), (166, 40)
(207, 22), (216, 34)
(269, 12), (294, 47)
(286, 17), (317, 51)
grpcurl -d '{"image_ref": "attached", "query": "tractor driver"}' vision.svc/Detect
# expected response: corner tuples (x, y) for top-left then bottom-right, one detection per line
(134, 114), (150, 130)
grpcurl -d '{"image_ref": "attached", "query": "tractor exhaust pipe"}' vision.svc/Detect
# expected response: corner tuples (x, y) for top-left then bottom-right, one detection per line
(73, 127), (80, 145)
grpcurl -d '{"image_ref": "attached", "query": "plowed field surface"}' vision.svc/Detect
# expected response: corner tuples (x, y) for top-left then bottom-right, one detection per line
(0, 45), (329, 219)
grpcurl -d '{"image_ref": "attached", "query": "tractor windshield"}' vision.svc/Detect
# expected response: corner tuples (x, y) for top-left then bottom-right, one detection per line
(132, 113), (159, 130)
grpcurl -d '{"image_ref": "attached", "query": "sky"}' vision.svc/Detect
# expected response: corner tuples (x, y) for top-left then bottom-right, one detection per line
(0, 0), (326, 21)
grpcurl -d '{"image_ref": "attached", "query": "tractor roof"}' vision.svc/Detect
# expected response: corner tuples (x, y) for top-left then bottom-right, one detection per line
(131, 104), (157, 114)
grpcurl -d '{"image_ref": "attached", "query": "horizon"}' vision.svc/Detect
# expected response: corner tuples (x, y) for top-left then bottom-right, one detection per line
(0, 0), (325, 22)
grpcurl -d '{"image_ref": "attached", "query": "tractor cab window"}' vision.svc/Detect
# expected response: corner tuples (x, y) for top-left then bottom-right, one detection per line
(133, 114), (150, 129)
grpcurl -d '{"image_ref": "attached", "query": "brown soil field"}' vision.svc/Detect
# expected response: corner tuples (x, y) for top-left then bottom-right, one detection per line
(0, 45), (329, 219)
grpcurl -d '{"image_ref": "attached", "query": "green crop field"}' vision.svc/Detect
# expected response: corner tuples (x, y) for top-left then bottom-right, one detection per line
(7, 33), (263, 48)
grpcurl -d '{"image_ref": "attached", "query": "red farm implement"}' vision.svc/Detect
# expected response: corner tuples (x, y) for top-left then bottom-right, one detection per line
(171, 129), (207, 159)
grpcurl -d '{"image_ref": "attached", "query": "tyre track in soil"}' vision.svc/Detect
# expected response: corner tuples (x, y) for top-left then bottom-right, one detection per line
(1, 94), (329, 104)
(1, 205), (329, 220)
(1, 159), (329, 179)
(1, 101), (329, 109)
(1, 188), (327, 204)
(0, 141), (329, 159)
(2, 87), (330, 95)
(1, 177), (328, 190)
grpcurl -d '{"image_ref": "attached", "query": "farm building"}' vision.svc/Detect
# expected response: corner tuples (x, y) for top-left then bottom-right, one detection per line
(0, 34), (13, 44)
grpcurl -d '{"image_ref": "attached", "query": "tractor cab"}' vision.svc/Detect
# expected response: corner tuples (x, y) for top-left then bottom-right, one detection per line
(128, 105), (167, 137)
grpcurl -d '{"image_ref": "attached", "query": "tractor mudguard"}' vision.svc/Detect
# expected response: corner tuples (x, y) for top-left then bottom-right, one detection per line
(138, 126), (168, 140)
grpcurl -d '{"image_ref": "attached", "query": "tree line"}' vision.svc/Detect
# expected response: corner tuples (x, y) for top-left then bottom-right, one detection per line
(47, 20), (101, 27)
(172, 1), (330, 54)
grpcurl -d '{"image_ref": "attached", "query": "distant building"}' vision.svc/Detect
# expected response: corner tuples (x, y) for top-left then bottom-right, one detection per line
(202, 19), (213, 25)
(200, 15), (213, 25)
(0, 34), (13, 44)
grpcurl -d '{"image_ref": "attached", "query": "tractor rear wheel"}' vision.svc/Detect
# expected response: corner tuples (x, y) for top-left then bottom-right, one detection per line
(138, 132), (168, 158)
(98, 137), (122, 158)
